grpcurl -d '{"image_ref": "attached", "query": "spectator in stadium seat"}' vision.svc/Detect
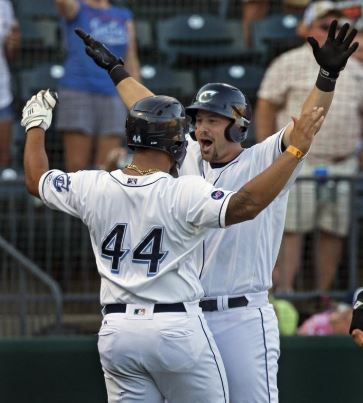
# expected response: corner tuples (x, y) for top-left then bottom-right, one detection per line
(255, 1), (363, 292)
(0, 0), (21, 178)
(55, 0), (140, 171)
(353, 20), (363, 172)
(241, 0), (309, 47)
(297, 302), (352, 335)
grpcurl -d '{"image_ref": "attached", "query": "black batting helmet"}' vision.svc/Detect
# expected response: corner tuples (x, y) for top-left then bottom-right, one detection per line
(126, 95), (189, 167)
(186, 83), (251, 143)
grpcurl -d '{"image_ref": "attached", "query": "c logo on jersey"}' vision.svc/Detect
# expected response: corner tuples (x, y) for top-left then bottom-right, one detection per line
(53, 173), (71, 192)
(197, 90), (217, 103)
(211, 190), (224, 200)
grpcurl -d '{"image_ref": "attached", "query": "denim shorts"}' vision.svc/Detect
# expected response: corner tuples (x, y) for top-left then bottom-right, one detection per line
(55, 88), (127, 137)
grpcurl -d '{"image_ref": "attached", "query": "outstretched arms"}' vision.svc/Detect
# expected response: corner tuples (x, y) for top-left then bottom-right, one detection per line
(22, 90), (57, 197)
(75, 28), (153, 109)
(225, 106), (325, 225)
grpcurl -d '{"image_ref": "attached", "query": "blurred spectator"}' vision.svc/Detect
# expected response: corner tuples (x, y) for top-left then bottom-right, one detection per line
(353, 20), (363, 171)
(353, 17), (363, 64)
(55, 0), (140, 171)
(0, 0), (20, 177)
(255, 1), (363, 292)
(241, 0), (309, 47)
(297, 302), (352, 335)
(270, 295), (299, 335)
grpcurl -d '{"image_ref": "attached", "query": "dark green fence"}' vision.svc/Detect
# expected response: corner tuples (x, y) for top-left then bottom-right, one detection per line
(1, 336), (362, 403)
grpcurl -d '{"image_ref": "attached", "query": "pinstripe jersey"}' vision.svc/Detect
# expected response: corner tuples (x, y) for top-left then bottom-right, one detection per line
(180, 130), (303, 296)
(39, 169), (234, 305)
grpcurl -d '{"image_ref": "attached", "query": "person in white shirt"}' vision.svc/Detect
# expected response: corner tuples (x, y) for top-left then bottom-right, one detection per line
(75, 19), (358, 402)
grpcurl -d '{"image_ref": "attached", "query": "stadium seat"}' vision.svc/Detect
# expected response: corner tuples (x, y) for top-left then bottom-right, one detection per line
(124, 0), (221, 21)
(134, 20), (154, 57)
(156, 14), (248, 66)
(13, 0), (58, 19)
(251, 14), (303, 65)
(198, 63), (265, 105)
(139, 64), (196, 104)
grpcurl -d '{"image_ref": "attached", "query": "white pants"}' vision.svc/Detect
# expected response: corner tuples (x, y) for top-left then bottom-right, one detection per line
(204, 298), (280, 403)
(98, 305), (229, 403)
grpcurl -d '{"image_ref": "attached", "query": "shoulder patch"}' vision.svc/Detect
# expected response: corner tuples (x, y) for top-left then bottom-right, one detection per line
(211, 190), (224, 200)
(53, 173), (71, 192)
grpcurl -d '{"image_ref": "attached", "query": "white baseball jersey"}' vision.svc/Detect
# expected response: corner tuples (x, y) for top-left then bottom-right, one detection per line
(180, 130), (303, 297)
(39, 169), (234, 305)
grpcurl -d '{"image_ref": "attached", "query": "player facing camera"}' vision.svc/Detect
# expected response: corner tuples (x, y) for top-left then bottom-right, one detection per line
(186, 82), (252, 144)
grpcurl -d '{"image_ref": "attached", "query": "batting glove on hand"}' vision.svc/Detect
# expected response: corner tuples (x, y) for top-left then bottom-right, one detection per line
(21, 89), (58, 132)
(307, 20), (358, 79)
(74, 28), (124, 71)
(349, 288), (363, 334)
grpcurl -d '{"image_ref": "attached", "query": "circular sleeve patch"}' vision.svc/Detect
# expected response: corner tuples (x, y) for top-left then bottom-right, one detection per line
(211, 190), (225, 200)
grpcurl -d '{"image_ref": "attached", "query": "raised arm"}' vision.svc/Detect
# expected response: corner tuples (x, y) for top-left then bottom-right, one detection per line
(123, 20), (141, 82)
(74, 28), (153, 109)
(255, 98), (280, 142)
(282, 20), (359, 147)
(21, 90), (58, 197)
(226, 106), (325, 226)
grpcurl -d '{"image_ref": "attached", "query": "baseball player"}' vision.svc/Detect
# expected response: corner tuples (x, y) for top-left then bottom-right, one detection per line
(75, 20), (359, 402)
(21, 89), (322, 402)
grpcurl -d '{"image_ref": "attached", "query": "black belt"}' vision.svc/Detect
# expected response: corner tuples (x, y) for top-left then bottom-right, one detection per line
(199, 296), (248, 312)
(104, 302), (186, 314)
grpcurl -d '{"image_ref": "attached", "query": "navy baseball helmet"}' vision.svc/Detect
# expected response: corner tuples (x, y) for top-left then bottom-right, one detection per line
(126, 95), (189, 167)
(186, 83), (251, 143)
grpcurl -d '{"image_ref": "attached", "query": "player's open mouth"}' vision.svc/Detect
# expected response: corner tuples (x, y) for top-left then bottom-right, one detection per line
(200, 139), (213, 152)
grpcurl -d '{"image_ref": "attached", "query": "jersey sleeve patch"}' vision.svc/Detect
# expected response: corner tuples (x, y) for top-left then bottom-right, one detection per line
(53, 173), (71, 192)
(211, 190), (225, 200)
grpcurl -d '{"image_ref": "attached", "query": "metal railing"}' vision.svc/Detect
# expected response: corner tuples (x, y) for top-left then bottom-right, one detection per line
(0, 234), (63, 336)
(0, 178), (99, 337)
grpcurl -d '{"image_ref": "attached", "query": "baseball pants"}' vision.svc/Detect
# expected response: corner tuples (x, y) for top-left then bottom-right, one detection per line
(98, 302), (229, 403)
(204, 295), (280, 403)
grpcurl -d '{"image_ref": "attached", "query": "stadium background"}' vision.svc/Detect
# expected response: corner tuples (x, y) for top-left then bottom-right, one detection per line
(1, 0), (363, 402)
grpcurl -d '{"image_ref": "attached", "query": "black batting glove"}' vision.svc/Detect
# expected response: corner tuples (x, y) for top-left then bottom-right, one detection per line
(307, 20), (359, 91)
(349, 289), (363, 334)
(74, 28), (130, 85)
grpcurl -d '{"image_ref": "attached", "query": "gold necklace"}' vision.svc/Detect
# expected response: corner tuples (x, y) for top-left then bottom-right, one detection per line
(125, 163), (160, 176)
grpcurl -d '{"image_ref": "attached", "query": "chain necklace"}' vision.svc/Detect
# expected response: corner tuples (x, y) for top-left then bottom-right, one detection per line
(125, 163), (160, 176)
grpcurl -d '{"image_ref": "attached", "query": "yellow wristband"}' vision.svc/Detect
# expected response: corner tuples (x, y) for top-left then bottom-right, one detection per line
(286, 145), (304, 160)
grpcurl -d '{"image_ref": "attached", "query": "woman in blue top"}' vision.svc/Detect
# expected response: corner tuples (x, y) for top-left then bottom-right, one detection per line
(55, 0), (140, 171)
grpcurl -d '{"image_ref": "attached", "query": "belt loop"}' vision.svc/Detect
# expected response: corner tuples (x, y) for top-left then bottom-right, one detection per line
(217, 296), (224, 311)
(222, 295), (229, 311)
